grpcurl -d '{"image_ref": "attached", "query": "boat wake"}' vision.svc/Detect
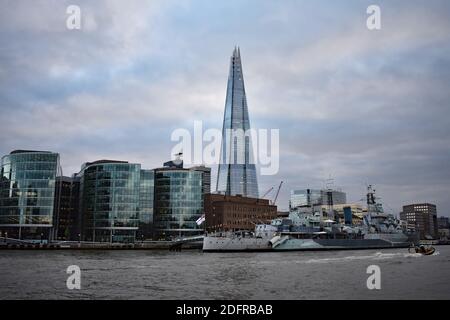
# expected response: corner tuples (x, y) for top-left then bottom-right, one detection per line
(300, 251), (424, 264)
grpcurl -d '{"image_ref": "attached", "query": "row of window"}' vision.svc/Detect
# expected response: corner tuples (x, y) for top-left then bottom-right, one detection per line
(0, 180), (55, 189)
(0, 216), (52, 224)
(2, 153), (58, 163)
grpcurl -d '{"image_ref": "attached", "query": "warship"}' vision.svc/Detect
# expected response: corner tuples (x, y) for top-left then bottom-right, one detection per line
(203, 186), (417, 252)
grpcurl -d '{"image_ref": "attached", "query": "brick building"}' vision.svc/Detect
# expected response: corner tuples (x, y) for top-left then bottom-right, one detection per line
(205, 194), (277, 232)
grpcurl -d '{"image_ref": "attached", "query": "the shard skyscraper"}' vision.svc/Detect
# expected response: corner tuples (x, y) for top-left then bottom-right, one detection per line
(216, 47), (259, 198)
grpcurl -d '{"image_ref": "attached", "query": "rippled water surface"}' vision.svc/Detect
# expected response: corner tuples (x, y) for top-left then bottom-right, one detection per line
(1, 246), (449, 299)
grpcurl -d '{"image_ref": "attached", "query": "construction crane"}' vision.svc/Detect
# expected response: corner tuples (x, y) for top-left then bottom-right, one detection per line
(272, 181), (283, 205)
(261, 187), (274, 199)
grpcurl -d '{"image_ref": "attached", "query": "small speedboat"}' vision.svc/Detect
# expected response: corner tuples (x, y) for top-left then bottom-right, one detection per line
(409, 245), (435, 255)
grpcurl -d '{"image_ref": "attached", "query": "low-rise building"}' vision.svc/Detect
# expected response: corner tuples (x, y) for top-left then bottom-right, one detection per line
(205, 194), (277, 232)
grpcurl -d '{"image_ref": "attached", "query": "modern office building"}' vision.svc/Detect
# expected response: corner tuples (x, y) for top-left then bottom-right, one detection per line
(290, 189), (347, 209)
(153, 164), (204, 240)
(400, 203), (438, 239)
(78, 160), (140, 243)
(191, 165), (211, 194)
(0, 150), (60, 240)
(54, 175), (80, 240)
(138, 169), (154, 241)
(290, 189), (322, 208)
(216, 47), (259, 198)
(204, 194), (277, 232)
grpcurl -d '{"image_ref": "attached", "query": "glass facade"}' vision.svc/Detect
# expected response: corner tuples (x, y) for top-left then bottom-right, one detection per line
(79, 161), (140, 243)
(290, 189), (347, 209)
(138, 169), (154, 240)
(54, 176), (80, 241)
(154, 169), (203, 240)
(0, 150), (59, 240)
(216, 47), (259, 198)
(290, 189), (322, 208)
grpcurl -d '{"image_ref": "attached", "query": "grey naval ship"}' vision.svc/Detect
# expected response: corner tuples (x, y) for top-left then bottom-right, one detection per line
(203, 186), (417, 252)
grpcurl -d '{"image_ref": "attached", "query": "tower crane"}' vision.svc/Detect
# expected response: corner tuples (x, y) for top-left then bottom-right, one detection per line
(261, 187), (274, 199)
(272, 181), (283, 205)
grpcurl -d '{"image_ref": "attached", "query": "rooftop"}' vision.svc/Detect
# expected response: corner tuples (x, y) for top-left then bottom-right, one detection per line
(10, 150), (53, 155)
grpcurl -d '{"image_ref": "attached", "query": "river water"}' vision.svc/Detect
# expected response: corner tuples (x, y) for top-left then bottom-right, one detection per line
(1, 246), (449, 299)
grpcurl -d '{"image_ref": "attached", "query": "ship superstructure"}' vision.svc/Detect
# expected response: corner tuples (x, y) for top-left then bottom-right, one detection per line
(203, 186), (415, 252)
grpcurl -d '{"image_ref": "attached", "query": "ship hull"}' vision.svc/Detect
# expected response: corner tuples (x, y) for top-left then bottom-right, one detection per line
(203, 236), (273, 252)
(273, 238), (410, 251)
(203, 236), (410, 252)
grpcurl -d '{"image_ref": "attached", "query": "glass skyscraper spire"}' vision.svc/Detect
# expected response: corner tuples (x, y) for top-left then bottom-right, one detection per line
(216, 47), (259, 198)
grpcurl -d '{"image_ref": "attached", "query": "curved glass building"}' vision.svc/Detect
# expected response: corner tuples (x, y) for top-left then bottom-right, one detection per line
(79, 160), (140, 243)
(154, 168), (203, 240)
(0, 150), (59, 240)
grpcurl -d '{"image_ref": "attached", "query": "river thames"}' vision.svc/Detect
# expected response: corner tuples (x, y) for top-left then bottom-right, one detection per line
(1, 246), (449, 299)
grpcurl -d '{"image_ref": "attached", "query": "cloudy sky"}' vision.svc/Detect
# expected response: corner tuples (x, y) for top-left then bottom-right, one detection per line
(1, 0), (449, 214)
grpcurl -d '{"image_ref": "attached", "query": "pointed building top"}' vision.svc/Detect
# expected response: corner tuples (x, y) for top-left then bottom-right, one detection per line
(232, 46), (241, 58)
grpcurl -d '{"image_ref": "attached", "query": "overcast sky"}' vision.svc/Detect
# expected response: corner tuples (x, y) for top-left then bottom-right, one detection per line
(1, 0), (449, 215)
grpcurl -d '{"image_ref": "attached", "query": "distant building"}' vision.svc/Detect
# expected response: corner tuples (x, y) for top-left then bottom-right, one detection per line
(54, 175), (80, 241)
(205, 194), (277, 232)
(191, 165), (211, 194)
(438, 216), (449, 229)
(0, 150), (60, 240)
(290, 189), (347, 209)
(438, 228), (450, 241)
(323, 204), (364, 225)
(290, 189), (321, 208)
(79, 160), (141, 243)
(400, 203), (438, 240)
(153, 164), (204, 240)
(138, 169), (154, 241)
(438, 216), (450, 241)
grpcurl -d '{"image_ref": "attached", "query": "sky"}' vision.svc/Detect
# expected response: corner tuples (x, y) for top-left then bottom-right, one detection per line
(0, 0), (449, 215)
